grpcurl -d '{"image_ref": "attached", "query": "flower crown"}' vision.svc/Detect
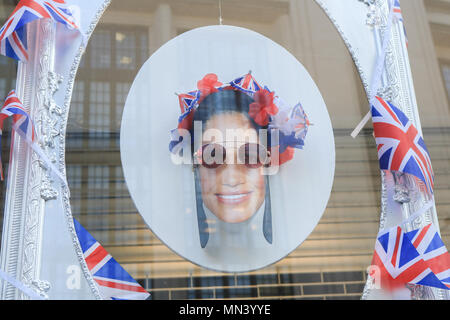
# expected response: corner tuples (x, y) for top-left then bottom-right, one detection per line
(169, 72), (310, 166)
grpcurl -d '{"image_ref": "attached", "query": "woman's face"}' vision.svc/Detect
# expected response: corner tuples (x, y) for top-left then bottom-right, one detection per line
(198, 112), (266, 223)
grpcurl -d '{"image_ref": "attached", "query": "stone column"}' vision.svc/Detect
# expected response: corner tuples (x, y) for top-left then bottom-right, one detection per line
(150, 3), (175, 55)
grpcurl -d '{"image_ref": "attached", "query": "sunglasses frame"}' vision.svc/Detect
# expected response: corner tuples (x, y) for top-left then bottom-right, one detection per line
(193, 141), (271, 169)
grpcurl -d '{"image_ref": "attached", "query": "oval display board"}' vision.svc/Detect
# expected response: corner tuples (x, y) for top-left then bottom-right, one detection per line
(120, 25), (335, 273)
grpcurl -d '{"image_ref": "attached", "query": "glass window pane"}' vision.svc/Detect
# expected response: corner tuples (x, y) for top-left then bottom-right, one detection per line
(90, 29), (112, 69)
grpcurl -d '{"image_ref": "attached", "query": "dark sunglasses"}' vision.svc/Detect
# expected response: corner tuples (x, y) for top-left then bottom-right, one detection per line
(194, 142), (270, 169)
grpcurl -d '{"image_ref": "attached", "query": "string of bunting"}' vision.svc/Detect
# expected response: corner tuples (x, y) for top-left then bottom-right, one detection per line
(0, 0), (148, 300)
(0, 268), (45, 300)
(352, 0), (450, 292)
(0, 90), (68, 186)
(351, 0), (408, 139)
(73, 218), (150, 300)
(0, 0), (83, 61)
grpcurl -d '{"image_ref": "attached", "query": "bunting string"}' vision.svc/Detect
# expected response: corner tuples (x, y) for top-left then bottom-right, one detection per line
(1, 90), (68, 189)
(0, 268), (45, 300)
(346, 0), (450, 293)
(351, 0), (395, 138)
(0, 0), (82, 61)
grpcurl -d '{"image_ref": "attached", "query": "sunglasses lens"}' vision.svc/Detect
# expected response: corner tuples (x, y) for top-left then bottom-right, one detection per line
(239, 143), (269, 168)
(200, 144), (226, 169)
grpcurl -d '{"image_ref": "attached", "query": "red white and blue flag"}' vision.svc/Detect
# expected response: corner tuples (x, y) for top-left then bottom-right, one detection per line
(393, 0), (408, 47)
(177, 90), (200, 131)
(230, 72), (262, 96)
(1, 90), (68, 185)
(371, 225), (449, 291)
(393, 0), (403, 22)
(0, 0), (80, 61)
(178, 90), (200, 114)
(73, 218), (150, 300)
(0, 90), (36, 180)
(405, 223), (450, 289)
(371, 96), (434, 194)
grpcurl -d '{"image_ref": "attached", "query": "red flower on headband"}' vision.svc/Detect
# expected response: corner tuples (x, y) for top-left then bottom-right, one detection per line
(268, 145), (295, 167)
(248, 89), (278, 126)
(197, 73), (222, 96)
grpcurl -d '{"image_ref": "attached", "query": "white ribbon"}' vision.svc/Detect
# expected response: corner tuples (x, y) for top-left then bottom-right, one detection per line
(351, 0), (395, 138)
(12, 124), (70, 195)
(399, 200), (434, 228)
(378, 200), (434, 235)
(0, 269), (45, 300)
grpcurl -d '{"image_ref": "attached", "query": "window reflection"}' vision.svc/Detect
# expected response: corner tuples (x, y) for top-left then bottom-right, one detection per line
(115, 31), (136, 70)
(90, 29), (112, 69)
(89, 81), (111, 132)
(115, 82), (131, 129)
(442, 64), (450, 101)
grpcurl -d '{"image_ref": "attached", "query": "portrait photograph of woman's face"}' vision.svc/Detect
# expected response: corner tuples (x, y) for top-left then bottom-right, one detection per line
(193, 91), (270, 225)
(120, 25), (335, 273)
(198, 112), (266, 223)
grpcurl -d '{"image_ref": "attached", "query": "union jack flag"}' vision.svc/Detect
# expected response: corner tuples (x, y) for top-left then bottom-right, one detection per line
(393, 0), (408, 47)
(0, 90), (36, 180)
(290, 102), (310, 143)
(371, 226), (449, 291)
(230, 72), (262, 96)
(393, 0), (403, 22)
(73, 218), (150, 300)
(371, 96), (434, 194)
(0, 0), (80, 61)
(405, 223), (450, 289)
(177, 90), (200, 123)
(177, 90), (200, 131)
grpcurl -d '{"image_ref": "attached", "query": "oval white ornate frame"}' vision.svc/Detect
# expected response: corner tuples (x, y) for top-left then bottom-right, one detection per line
(0, 0), (447, 300)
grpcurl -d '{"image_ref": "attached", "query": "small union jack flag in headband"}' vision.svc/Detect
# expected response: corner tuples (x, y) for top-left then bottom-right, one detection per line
(169, 72), (311, 166)
(229, 72), (262, 96)
(371, 96), (434, 194)
(0, 0), (81, 61)
(0, 90), (36, 180)
(73, 218), (150, 300)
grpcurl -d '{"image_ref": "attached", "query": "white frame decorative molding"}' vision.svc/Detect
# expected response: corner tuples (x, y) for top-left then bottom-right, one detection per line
(0, 0), (111, 300)
(315, 0), (448, 299)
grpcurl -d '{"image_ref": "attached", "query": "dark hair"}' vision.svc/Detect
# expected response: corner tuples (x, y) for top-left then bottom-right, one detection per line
(191, 89), (272, 248)
(190, 90), (267, 154)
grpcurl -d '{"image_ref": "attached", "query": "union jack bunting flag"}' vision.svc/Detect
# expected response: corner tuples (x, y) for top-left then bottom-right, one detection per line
(176, 90), (200, 131)
(178, 90), (200, 114)
(405, 223), (450, 289)
(230, 72), (262, 96)
(290, 102), (310, 143)
(177, 90), (200, 123)
(371, 96), (434, 194)
(371, 226), (449, 291)
(393, 0), (408, 47)
(73, 218), (150, 300)
(0, 90), (36, 180)
(0, 0), (80, 61)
